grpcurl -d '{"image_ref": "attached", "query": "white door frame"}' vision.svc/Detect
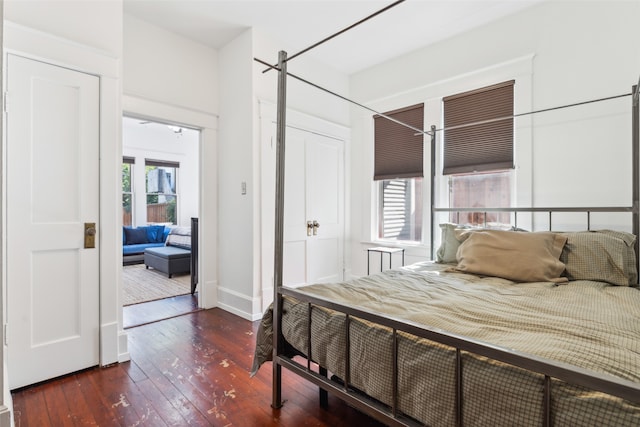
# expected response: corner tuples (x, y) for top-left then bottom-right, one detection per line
(3, 22), (122, 368)
(122, 94), (219, 314)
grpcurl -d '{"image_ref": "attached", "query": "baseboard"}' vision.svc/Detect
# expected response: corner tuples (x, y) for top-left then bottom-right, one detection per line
(117, 330), (130, 363)
(216, 285), (259, 321)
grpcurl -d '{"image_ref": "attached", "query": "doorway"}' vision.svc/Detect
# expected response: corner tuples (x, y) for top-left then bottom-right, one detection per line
(121, 117), (200, 327)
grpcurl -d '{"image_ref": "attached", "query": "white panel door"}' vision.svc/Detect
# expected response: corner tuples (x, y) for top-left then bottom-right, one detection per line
(283, 127), (344, 287)
(6, 54), (100, 389)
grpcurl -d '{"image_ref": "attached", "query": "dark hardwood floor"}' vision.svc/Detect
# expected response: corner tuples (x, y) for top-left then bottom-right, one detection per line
(123, 293), (200, 329)
(12, 307), (384, 426)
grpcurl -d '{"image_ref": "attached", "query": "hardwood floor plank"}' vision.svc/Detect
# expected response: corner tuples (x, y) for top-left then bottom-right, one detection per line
(41, 379), (75, 427)
(122, 351), (211, 426)
(13, 308), (385, 427)
(16, 388), (51, 427)
(88, 364), (167, 426)
(69, 370), (121, 426)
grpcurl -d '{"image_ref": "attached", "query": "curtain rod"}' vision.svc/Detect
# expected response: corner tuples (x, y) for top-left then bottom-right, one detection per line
(254, 56), (430, 136)
(262, 0), (405, 74)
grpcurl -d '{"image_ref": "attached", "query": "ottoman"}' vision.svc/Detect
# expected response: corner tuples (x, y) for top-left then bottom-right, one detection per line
(144, 246), (191, 278)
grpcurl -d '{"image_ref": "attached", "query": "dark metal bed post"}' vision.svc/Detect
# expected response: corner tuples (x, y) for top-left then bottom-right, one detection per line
(632, 83), (639, 277)
(272, 50), (288, 409)
(430, 125), (437, 259)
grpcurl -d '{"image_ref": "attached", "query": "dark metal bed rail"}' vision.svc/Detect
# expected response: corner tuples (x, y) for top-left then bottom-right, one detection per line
(431, 206), (638, 255)
(276, 286), (640, 427)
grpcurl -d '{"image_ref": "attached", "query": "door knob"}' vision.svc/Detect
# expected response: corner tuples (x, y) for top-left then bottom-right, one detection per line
(312, 220), (320, 236)
(84, 222), (96, 248)
(307, 221), (313, 236)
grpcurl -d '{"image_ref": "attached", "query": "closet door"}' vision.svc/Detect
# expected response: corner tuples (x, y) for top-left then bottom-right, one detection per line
(282, 128), (344, 287)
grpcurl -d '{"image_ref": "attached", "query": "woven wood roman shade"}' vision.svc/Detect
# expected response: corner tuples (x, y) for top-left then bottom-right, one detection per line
(443, 80), (514, 175)
(374, 103), (424, 180)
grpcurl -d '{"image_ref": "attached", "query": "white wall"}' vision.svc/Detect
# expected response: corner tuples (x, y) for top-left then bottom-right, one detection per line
(217, 29), (255, 317)
(216, 27), (352, 320)
(122, 118), (200, 227)
(123, 13), (217, 115)
(348, 0), (640, 277)
(4, 0), (121, 57)
(253, 28), (351, 127)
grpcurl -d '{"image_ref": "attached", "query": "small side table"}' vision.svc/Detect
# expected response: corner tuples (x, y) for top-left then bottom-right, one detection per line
(367, 247), (405, 274)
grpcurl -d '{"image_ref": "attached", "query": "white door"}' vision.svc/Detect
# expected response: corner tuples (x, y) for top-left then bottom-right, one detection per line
(6, 55), (100, 389)
(282, 127), (344, 287)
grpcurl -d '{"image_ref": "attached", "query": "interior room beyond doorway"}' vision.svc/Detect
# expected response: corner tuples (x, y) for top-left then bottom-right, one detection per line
(122, 116), (200, 326)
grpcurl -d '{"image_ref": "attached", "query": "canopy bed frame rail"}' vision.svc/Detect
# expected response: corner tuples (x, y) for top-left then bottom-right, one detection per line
(274, 285), (640, 427)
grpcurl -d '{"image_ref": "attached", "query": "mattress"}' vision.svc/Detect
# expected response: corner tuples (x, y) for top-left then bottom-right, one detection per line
(252, 262), (640, 426)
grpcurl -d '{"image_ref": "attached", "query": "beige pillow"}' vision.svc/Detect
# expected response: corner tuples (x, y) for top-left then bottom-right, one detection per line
(560, 230), (637, 286)
(454, 229), (568, 283)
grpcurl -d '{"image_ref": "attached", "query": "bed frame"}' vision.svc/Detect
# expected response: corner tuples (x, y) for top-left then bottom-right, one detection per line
(261, 12), (640, 426)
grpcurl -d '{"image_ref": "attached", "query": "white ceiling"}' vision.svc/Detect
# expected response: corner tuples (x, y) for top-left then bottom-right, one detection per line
(123, 0), (544, 75)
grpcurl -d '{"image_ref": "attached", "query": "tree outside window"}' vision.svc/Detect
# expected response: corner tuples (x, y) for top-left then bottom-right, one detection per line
(122, 158), (134, 226)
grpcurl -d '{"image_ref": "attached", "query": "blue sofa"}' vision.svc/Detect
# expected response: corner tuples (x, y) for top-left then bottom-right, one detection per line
(123, 225), (171, 265)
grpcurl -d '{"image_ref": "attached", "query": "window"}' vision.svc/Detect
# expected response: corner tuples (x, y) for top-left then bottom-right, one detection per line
(379, 178), (423, 240)
(145, 159), (179, 225)
(374, 103), (424, 243)
(122, 157), (134, 226)
(443, 81), (515, 226)
(448, 172), (511, 225)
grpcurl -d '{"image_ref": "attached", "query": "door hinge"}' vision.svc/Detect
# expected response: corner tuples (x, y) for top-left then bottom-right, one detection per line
(4, 324), (7, 346)
(3, 91), (9, 113)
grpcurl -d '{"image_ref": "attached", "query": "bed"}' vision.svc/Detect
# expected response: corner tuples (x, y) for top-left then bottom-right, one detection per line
(251, 102), (640, 425)
(252, 229), (640, 426)
(250, 5), (640, 425)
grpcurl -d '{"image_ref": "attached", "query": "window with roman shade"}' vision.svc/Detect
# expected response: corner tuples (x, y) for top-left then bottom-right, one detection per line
(374, 103), (424, 242)
(374, 103), (424, 180)
(443, 80), (514, 175)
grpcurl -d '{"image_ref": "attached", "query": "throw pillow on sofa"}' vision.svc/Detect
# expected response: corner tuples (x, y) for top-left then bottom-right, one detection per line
(124, 227), (148, 245)
(146, 225), (166, 243)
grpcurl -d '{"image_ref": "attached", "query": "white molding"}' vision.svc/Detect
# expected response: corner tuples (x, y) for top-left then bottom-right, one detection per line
(100, 321), (120, 364)
(123, 94), (218, 130)
(217, 285), (256, 321)
(258, 99), (350, 141)
(4, 21), (119, 78)
(118, 330), (130, 363)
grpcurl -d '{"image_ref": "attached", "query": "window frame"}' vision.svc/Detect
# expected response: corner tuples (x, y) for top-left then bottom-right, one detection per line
(145, 159), (179, 225)
(122, 157), (134, 227)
